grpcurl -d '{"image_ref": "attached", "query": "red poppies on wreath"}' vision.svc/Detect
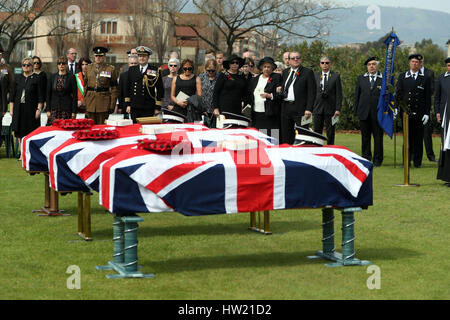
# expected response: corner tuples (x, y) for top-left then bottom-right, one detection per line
(53, 118), (95, 130)
(137, 138), (193, 154)
(72, 128), (120, 140)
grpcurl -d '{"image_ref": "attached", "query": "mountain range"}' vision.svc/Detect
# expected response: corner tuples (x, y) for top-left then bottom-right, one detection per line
(319, 6), (449, 48)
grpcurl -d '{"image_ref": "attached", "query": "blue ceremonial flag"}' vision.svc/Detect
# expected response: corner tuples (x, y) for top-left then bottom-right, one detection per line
(377, 32), (401, 138)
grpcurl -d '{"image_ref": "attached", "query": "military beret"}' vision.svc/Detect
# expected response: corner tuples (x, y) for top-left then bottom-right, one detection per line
(445, 57), (450, 64)
(136, 46), (152, 56)
(408, 53), (423, 61)
(364, 56), (378, 65)
(93, 46), (108, 56)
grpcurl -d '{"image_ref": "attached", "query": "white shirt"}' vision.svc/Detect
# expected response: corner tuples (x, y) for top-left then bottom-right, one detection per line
(140, 65), (147, 74)
(254, 76), (269, 112)
(285, 67), (298, 101)
(321, 71), (330, 90)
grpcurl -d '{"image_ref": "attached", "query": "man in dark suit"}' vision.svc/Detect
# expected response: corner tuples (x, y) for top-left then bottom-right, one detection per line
(420, 57), (437, 162)
(123, 46), (164, 123)
(117, 54), (138, 114)
(312, 56), (343, 145)
(66, 48), (80, 75)
(276, 51), (316, 144)
(395, 54), (432, 168)
(354, 56), (384, 166)
(434, 57), (450, 139)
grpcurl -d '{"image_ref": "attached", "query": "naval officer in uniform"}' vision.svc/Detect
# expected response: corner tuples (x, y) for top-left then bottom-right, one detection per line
(395, 53), (432, 168)
(84, 46), (118, 124)
(123, 46), (164, 123)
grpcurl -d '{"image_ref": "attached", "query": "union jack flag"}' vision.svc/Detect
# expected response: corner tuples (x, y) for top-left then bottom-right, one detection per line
(99, 143), (373, 216)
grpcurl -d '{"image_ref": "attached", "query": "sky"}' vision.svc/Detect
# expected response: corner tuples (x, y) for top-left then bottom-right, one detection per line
(342, 0), (450, 14)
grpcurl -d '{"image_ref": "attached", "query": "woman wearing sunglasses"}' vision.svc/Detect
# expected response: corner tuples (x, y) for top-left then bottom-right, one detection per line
(212, 54), (248, 117)
(170, 59), (202, 119)
(32, 56), (47, 107)
(198, 58), (219, 126)
(10, 57), (45, 160)
(162, 57), (179, 111)
(45, 56), (78, 125)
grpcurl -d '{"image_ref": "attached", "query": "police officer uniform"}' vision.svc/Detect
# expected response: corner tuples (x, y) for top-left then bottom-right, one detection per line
(395, 54), (432, 168)
(123, 46), (164, 123)
(84, 46), (118, 124)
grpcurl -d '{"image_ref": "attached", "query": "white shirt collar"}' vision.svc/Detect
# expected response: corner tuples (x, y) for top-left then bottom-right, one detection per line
(364, 71), (382, 78)
(444, 72), (450, 77)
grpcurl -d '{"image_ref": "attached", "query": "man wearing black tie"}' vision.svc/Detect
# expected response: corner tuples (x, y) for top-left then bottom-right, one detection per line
(354, 56), (384, 166)
(66, 48), (80, 75)
(395, 54), (432, 168)
(276, 51), (316, 144)
(123, 46), (164, 123)
(312, 56), (342, 145)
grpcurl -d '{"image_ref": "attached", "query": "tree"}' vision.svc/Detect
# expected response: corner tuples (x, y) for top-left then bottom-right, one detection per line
(0, 0), (75, 61)
(168, 0), (340, 56)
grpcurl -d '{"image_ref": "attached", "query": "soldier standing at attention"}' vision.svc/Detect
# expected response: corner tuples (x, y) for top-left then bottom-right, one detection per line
(123, 46), (164, 122)
(84, 46), (118, 124)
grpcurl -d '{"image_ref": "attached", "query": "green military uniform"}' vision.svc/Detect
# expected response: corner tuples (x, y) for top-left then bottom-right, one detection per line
(84, 46), (118, 124)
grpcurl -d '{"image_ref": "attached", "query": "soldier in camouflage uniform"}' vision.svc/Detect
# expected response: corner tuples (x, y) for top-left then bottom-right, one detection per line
(84, 46), (118, 124)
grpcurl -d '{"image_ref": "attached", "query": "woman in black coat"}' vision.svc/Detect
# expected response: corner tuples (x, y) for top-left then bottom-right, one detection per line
(10, 57), (44, 157)
(46, 56), (77, 125)
(247, 57), (282, 138)
(212, 54), (249, 117)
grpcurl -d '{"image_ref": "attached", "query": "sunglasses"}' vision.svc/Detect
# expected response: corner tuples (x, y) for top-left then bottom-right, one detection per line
(230, 61), (240, 65)
(169, 64), (178, 67)
(206, 69), (216, 73)
(22, 64), (32, 67)
(290, 56), (301, 60)
(183, 67), (193, 71)
(320, 61), (330, 65)
(33, 62), (41, 65)
(57, 62), (66, 65)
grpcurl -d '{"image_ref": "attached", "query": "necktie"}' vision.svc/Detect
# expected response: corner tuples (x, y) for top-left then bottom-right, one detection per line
(323, 73), (328, 90)
(70, 64), (74, 74)
(370, 75), (375, 89)
(413, 73), (417, 80)
(284, 70), (295, 96)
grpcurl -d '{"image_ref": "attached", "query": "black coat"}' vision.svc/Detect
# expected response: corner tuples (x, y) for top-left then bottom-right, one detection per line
(212, 71), (249, 114)
(123, 64), (164, 111)
(395, 71), (431, 120)
(313, 71), (343, 115)
(434, 72), (450, 115)
(279, 66), (316, 114)
(46, 72), (77, 114)
(354, 72), (383, 121)
(247, 72), (282, 118)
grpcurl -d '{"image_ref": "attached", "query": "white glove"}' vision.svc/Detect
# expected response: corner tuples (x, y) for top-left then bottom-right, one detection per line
(422, 114), (429, 125)
(393, 108), (398, 119)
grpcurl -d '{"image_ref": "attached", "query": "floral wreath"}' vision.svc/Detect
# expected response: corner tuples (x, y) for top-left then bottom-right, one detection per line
(72, 128), (120, 140)
(137, 138), (193, 154)
(53, 118), (94, 130)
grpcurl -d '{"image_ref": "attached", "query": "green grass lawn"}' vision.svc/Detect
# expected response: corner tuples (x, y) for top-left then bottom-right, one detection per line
(0, 133), (448, 300)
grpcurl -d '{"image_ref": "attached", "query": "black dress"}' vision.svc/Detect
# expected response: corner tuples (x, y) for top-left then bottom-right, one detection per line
(212, 71), (248, 115)
(10, 73), (44, 138)
(46, 72), (78, 124)
(173, 75), (197, 116)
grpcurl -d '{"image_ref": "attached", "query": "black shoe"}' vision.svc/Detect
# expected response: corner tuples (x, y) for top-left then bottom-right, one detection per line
(428, 157), (437, 162)
(373, 162), (381, 167)
(414, 164), (422, 168)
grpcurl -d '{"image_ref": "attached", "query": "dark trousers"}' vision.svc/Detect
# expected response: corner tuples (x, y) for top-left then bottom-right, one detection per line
(87, 112), (108, 125)
(408, 117), (425, 167)
(360, 113), (384, 165)
(313, 114), (335, 145)
(280, 101), (303, 145)
(423, 121), (435, 159)
(130, 108), (155, 123)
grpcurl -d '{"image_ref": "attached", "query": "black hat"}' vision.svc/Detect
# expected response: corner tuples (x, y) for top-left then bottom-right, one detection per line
(408, 53), (423, 61)
(223, 54), (245, 70)
(257, 57), (277, 71)
(364, 56), (378, 65)
(162, 109), (186, 124)
(444, 57), (450, 64)
(293, 126), (327, 146)
(222, 112), (251, 128)
(136, 46), (152, 56)
(93, 46), (108, 56)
